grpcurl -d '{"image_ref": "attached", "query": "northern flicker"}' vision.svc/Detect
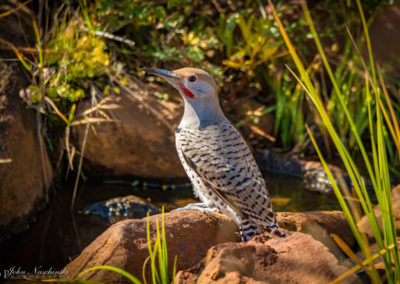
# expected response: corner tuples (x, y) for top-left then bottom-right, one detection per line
(143, 67), (282, 241)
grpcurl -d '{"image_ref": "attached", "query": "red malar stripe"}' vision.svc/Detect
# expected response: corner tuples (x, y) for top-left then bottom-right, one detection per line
(179, 83), (195, 98)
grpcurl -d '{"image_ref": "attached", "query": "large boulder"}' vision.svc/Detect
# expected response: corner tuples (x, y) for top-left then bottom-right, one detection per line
(0, 62), (53, 236)
(73, 82), (186, 178)
(176, 230), (358, 284)
(63, 210), (239, 283)
(63, 210), (354, 283)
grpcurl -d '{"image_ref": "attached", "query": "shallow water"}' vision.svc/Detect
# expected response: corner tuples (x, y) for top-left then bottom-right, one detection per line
(265, 174), (340, 211)
(0, 174), (339, 273)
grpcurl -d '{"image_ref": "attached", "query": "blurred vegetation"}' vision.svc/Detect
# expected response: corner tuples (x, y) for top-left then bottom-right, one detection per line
(4, 0), (399, 171)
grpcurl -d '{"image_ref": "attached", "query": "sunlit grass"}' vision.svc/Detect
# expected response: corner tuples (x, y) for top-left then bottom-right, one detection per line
(144, 208), (177, 284)
(268, 0), (400, 282)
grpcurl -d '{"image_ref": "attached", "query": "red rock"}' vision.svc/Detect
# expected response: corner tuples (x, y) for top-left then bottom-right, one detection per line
(176, 230), (359, 284)
(63, 211), (239, 283)
(63, 210), (356, 283)
(0, 62), (53, 230)
(73, 82), (186, 178)
(277, 211), (355, 247)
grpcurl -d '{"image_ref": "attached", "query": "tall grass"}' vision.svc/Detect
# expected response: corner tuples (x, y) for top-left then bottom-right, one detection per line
(326, 38), (371, 151)
(267, 0), (400, 282)
(267, 70), (305, 148)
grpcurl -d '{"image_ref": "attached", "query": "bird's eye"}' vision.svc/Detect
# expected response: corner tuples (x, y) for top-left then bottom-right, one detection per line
(188, 75), (197, 82)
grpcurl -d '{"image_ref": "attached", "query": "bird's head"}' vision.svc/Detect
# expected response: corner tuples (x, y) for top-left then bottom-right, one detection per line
(143, 67), (218, 100)
(143, 67), (224, 128)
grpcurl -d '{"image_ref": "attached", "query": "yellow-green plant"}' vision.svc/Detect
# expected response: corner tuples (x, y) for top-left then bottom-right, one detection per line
(222, 10), (285, 103)
(223, 13), (282, 73)
(268, 0), (399, 282)
(26, 18), (111, 105)
(144, 208), (177, 284)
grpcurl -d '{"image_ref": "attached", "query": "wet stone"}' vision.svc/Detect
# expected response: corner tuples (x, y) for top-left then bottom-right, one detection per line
(80, 195), (160, 224)
(259, 149), (374, 194)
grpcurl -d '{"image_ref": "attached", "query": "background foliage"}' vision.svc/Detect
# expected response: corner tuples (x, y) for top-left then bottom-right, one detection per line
(13, 0), (399, 172)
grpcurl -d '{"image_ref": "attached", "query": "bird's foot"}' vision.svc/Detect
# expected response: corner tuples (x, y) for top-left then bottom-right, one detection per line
(172, 203), (218, 216)
(266, 225), (286, 237)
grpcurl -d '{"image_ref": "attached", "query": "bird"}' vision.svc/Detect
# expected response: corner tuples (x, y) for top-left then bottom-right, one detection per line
(143, 67), (283, 241)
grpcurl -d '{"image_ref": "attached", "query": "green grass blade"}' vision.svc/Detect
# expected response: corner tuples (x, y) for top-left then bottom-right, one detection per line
(77, 0), (94, 33)
(161, 208), (169, 283)
(32, 19), (43, 69)
(332, 243), (396, 284)
(267, 2), (392, 281)
(146, 213), (157, 284)
(355, 0), (376, 87)
(10, 44), (31, 72)
(306, 126), (381, 283)
(77, 266), (141, 284)
(172, 255), (178, 284)
(300, 0), (377, 193)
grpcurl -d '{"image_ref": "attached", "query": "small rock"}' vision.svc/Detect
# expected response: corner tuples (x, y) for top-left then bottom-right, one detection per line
(175, 230), (359, 284)
(80, 195), (160, 224)
(278, 211), (355, 248)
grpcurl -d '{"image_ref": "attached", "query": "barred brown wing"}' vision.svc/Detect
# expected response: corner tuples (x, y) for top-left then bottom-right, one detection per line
(176, 121), (275, 226)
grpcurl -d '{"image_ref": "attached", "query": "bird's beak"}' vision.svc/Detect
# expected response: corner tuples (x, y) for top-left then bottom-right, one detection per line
(142, 68), (181, 84)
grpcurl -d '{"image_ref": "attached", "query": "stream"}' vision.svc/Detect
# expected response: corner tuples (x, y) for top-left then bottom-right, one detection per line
(0, 173), (339, 273)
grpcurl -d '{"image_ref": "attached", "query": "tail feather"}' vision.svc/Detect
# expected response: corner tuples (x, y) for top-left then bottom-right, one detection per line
(239, 220), (264, 241)
(265, 223), (285, 237)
